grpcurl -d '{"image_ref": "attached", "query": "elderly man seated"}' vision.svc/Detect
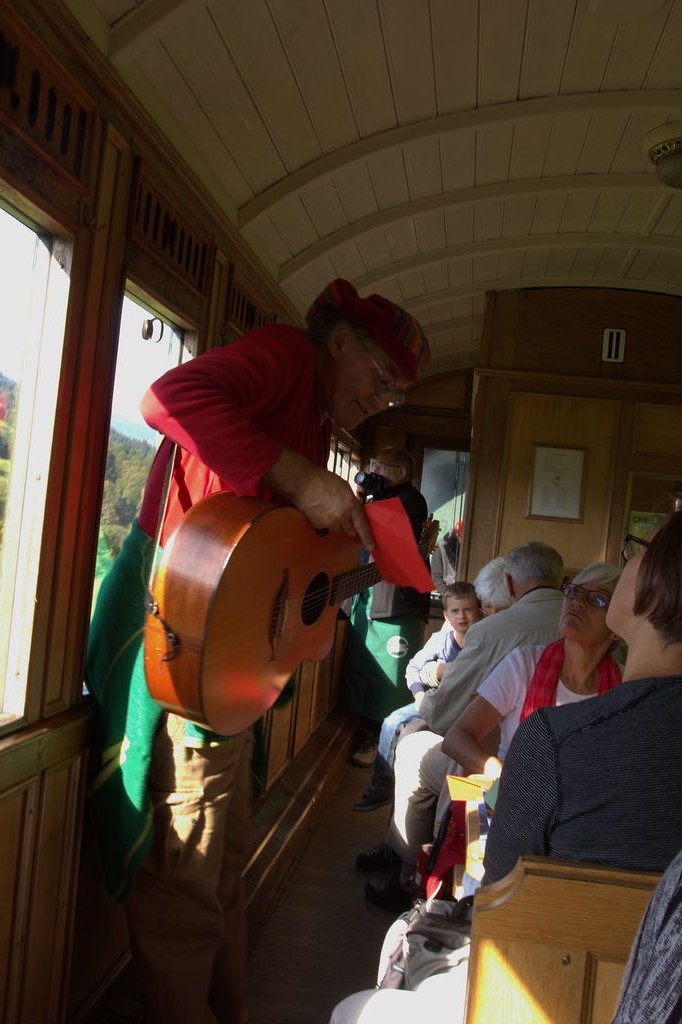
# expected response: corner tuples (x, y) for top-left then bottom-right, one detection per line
(357, 541), (565, 912)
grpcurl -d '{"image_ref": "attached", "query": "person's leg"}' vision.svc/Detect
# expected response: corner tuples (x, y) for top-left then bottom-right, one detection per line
(433, 758), (458, 838)
(375, 704), (421, 779)
(329, 970), (469, 1024)
(386, 730), (447, 872)
(363, 731), (447, 911)
(124, 715), (251, 1024)
(330, 988), (422, 1024)
(353, 704), (423, 812)
(209, 728), (255, 1024)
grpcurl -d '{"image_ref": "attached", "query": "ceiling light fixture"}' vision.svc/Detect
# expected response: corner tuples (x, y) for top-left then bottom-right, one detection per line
(642, 121), (682, 189)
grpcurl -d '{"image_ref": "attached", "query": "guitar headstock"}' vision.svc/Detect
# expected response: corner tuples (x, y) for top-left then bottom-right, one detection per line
(420, 514), (440, 556)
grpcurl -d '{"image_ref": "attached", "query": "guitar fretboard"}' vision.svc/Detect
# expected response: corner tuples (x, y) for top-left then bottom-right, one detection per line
(329, 537), (433, 606)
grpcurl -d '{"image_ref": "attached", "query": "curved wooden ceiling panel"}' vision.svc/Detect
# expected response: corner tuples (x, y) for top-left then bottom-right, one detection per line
(66, 0), (682, 373)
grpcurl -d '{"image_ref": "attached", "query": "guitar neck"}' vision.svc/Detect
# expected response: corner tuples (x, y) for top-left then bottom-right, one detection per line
(330, 537), (432, 606)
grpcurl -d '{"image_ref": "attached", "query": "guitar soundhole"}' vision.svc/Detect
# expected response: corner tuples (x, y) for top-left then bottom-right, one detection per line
(301, 572), (331, 626)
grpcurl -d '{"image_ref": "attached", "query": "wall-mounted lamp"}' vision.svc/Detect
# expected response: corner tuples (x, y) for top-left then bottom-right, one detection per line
(642, 120), (682, 189)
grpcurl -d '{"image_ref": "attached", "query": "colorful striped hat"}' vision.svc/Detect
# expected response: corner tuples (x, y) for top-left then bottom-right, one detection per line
(306, 278), (430, 383)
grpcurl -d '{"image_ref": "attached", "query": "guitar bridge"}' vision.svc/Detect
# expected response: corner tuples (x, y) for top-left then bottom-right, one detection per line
(269, 569), (289, 660)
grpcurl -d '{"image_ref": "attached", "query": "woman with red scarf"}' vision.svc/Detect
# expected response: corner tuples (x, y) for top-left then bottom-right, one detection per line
(441, 562), (622, 778)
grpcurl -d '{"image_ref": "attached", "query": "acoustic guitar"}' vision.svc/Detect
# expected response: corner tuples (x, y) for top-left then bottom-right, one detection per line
(144, 492), (439, 735)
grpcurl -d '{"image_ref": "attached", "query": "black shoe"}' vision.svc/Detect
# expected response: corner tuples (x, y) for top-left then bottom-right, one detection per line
(355, 842), (401, 871)
(353, 782), (392, 812)
(364, 871), (414, 914)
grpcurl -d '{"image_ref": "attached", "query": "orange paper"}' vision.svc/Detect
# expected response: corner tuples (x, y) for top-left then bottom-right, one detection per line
(365, 498), (434, 591)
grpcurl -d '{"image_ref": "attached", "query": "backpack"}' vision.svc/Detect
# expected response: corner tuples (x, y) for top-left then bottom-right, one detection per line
(378, 896), (472, 991)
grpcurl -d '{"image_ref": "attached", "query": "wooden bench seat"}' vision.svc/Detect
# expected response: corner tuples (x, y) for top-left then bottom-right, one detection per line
(465, 856), (660, 1024)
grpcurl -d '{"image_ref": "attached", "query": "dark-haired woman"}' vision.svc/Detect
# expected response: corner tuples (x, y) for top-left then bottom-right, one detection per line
(483, 510), (682, 886)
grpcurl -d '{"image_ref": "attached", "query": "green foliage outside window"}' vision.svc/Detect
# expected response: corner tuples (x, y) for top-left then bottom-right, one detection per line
(97, 429), (155, 571)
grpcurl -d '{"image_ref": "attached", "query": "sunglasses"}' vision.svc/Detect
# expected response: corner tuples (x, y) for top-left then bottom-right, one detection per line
(562, 582), (610, 610)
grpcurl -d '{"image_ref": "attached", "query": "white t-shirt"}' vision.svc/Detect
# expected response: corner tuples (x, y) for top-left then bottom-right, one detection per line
(477, 644), (597, 761)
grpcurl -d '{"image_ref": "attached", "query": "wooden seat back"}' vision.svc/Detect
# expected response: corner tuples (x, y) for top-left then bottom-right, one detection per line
(465, 856), (660, 1024)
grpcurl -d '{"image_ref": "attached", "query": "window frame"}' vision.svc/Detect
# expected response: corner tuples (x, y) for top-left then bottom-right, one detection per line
(0, 210), (70, 733)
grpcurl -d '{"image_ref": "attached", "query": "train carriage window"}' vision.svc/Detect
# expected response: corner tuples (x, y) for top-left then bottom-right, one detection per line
(92, 295), (186, 605)
(420, 447), (470, 552)
(0, 205), (69, 722)
(327, 437), (361, 484)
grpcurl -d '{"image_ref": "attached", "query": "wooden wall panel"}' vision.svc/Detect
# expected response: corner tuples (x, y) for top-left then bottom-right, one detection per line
(485, 289), (682, 385)
(292, 661), (316, 757)
(407, 373), (469, 410)
(0, 741), (84, 1019)
(329, 618), (348, 706)
(20, 757), (83, 1023)
(266, 701), (295, 787)
(0, 782), (37, 1024)
(311, 655), (333, 731)
(632, 403), (682, 458)
(366, 370), (473, 464)
(497, 394), (619, 573)
(0, 709), (89, 1024)
(223, 267), (278, 344)
(464, 289), (682, 579)
(0, 7), (97, 233)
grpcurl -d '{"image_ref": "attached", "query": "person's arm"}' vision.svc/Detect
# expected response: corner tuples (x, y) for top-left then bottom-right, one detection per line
(404, 626), (445, 694)
(433, 661), (449, 682)
(262, 450), (373, 548)
(419, 621), (511, 735)
(141, 338), (293, 492)
(441, 696), (504, 776)
(611, 848), (682, 1024)
(481, 710), (559, 885)
(141, 334), (374, 548)
(442, 645), (532, 772)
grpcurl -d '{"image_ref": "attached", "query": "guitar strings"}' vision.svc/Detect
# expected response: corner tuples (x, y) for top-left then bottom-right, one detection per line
(275, 539), (434, 621)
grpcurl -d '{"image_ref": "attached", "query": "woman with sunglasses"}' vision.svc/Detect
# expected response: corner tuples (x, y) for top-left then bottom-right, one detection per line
(442, 563), (623, 780)
(482, 510), (682, 886)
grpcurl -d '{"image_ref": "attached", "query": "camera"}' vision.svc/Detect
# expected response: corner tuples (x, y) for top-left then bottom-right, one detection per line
(354, 470), (387, 497)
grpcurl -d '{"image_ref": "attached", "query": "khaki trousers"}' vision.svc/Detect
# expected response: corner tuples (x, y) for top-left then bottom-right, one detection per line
(386, 729), (455, 868)
(124, 715), (254, 1024)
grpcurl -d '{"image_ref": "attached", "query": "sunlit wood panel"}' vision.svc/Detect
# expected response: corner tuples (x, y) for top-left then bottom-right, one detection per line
(0, 781), (38, 1024)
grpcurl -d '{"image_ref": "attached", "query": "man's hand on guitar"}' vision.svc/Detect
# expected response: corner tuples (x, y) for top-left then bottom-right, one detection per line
(263, 450), (374, 550)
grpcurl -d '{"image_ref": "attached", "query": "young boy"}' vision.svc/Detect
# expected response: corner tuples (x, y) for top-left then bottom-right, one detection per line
(352, 582), (481, 812)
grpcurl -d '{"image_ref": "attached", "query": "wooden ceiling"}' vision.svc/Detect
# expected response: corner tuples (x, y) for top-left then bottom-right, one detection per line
(64, 0), (682, 376)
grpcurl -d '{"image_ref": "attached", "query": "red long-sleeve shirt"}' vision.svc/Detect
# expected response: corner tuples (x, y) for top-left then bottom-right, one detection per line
(138, 324), (331, 545)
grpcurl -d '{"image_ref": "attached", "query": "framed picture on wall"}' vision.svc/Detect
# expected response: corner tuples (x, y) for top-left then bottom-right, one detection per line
(527, 444), (586, 522)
